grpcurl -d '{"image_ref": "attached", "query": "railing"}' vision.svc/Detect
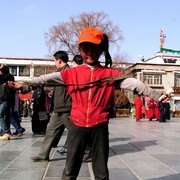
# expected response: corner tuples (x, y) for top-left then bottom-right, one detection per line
(116, 109), (180, 118)
(116, 109), (130, 117)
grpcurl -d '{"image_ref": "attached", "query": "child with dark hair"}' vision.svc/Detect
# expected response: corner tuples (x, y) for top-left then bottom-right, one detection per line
(72, 54), (83, 67)
(9, 27), (171, 179)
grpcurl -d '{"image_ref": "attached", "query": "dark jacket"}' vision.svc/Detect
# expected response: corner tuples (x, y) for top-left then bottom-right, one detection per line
(0, 73), (15, 104)
(53, 64), (72, 113)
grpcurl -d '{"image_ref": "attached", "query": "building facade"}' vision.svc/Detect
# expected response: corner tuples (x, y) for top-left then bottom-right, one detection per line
(0, 57), (56, 81)
(1, 52), (180, 110)
(125, 52), (180, 110)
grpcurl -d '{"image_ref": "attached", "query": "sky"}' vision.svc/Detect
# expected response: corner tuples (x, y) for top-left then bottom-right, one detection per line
(1, 0), (180, 62)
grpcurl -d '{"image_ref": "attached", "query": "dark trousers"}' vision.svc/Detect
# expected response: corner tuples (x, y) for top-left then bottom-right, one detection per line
(62, 122), (109, 180)
(0, 102), (11, 134)
(159, 102), (166, 122)
(38, 112), (71, 159)
(172, 111), (176, 118)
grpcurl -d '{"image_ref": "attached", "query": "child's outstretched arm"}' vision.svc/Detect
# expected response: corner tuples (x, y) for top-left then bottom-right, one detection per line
(25, 72), (64, 85)
(8, 72), (64, 93)
(120, 78), (167, 102)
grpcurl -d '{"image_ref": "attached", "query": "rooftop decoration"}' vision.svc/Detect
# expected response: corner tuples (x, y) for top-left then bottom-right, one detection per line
(160, 28), (180, 55)
(160, 28), (166, 49)
(161, 48), (180, 54)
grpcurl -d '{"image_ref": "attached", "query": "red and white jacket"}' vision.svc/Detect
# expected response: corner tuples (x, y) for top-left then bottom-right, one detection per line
(61, 64), (122, 127)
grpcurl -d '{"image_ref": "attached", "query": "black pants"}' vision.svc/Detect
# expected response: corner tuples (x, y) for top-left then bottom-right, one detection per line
(159, 102), (166, 122)
(172, 111), (176, 118)
(62, 122), (109, 180)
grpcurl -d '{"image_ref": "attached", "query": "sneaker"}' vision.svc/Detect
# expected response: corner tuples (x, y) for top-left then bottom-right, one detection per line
(0, 133), (11, 140)
(57, 146), (67, 155)
(13, 131), (18, 135)
(83, 154), (92, 163)
(30, 156), (49, 162)
(13, 128), (26, 137)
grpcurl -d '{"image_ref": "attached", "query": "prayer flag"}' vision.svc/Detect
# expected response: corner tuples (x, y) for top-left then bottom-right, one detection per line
(160, 28), (166, 49)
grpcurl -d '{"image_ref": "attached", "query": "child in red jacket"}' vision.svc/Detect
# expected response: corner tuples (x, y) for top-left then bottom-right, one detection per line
(8, 27), (171, 180)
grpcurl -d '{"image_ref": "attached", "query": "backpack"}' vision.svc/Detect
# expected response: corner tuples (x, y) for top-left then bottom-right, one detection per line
(0, 72), (15, 101)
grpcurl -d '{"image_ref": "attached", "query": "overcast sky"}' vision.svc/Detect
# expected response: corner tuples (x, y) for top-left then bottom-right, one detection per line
(1, 0), (180, 62)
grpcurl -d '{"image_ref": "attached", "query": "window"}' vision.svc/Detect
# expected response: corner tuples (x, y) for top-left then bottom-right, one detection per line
(143, 74), (162, 85)
(163, 58), (176, 63)
(19, 66), (30, 76)
(175, 73), (180, 87)
(34, 66), (45, 77)
(34, 66), (55, 77)
(46, 66), (56, 74)
(9, 66), (17, 76)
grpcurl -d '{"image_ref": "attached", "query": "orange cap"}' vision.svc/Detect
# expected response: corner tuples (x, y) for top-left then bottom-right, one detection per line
(78, 27), (103, 44)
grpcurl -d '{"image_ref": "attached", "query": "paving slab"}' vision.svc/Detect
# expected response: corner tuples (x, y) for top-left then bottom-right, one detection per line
(0, 117), (180, 179)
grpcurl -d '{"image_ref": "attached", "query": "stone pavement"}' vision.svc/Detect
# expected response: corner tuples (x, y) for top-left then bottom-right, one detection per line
(1, 117), (180, 180)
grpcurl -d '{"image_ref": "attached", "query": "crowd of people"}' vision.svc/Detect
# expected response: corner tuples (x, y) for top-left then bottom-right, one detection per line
(2, 27), (174, 179)
(133, 94), (176, 123)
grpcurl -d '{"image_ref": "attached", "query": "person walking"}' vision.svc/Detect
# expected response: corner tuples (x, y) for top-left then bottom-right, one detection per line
(45, 89), (52, 121)
(172, 102), (177, 118)
(147, 99), (155, 121)
(23, 51), (72, 161)
(57, 54), (83, 155)
(31, 85), (49, 134)
(8, 27), (171, 179)
(159, 98), (170, 123)
(11, 90), (26, 136)
(0, 65), (15, 140)
(134, 94), (142, 122)
(164, 101), (171, 120)
(141, 105), (147, 119)
(154, 101), (160, 121)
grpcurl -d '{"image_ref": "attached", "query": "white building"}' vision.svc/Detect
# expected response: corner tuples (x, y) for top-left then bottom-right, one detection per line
(1, 51), (180, 110)
(0, 57), (56, 81)
(125, 51), (180, 110)
(0, 56), (133, 81)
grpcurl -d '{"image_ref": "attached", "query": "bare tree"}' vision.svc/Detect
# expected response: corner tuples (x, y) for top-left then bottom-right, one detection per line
(45, 11), (124, 57)
(113, 53), (130, 63)
(114, 89), (130, 108)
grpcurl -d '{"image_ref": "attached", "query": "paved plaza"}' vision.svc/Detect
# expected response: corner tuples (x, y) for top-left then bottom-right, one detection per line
(1, 117), (180, 180)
